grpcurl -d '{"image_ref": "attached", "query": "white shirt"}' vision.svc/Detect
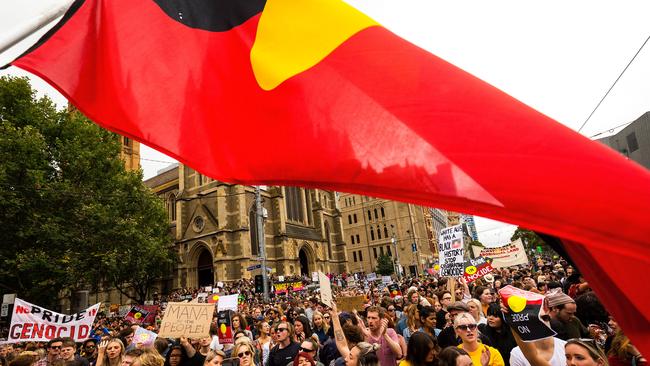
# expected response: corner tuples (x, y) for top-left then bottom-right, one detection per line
(510, 338), (567, 366)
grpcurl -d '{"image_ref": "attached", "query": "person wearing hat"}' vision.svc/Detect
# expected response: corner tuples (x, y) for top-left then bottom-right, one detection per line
(546, 289), (589, 340)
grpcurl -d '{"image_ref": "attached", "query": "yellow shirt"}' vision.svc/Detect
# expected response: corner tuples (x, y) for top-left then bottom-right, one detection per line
(398, 361), (412, 366)
(458, 343), (505, 366)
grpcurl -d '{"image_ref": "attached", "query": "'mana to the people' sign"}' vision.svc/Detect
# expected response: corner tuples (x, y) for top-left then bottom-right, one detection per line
(8, 298), (100, 342)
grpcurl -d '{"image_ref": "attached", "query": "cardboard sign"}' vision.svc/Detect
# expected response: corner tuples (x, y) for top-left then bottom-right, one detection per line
(158, 302), (214, 338)
(463, 257), (494, 283)
(388, 284), (402, 298)
(366, 273), (377, 281)
(133, 326), (157, 346)
(337, 296), (366, 312)
(8, 298), (100, 342)
(216, 311), (233, 344)
(498, 285), (556, 341)
(473, 239), (529, 268)
(319, 272), (333, 307)
(438, 224), (465, 277)
(125, 305), (150, 324)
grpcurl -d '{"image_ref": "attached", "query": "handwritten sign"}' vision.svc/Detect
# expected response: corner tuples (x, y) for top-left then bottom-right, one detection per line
(463, 257), (494, 283)
(472, 239), (529, 268)
(319, 272), (333, 307)
(158, 303), (214, 338)
(337, 296), (366, 312)
(438, 224), (464, 277)
(498, 285), (556, 341)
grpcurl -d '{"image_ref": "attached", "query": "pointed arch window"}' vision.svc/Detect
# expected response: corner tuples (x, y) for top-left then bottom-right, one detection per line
(249, 205), (260, 256)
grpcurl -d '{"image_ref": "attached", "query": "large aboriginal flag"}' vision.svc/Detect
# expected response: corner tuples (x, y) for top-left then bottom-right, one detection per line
(8, 0), (650, 351)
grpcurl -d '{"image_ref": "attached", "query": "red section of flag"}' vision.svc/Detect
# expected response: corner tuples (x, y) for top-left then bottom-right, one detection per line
(10, 0), (650, 352)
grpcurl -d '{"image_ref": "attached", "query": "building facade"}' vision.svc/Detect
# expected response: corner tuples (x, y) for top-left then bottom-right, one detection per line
(144, 164), (348, 288)
(598, 112), (650, 170)
(339, 193), (437, 276)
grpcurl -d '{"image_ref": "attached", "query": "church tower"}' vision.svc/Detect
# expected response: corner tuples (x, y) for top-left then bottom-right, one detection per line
(119, 136), (140, 171)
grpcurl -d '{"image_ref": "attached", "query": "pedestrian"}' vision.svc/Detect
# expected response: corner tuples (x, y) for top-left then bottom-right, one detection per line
(399, 331), (439, 366)
(455, 313), (504, 366)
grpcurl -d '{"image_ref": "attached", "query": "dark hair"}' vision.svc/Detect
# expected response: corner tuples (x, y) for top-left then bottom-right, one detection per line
(473, 286), (490, 301)
(125, 349), (143, 358)
(163, 345), (188, 366)
(60, 338), (76, 349)
(342, 324), (364, 345)
(406, 332), (439, 365)
(9, 355), (38, 366)
(48, 338), (64, 348)
(232, 313), (248, 330)
(437, 346), (470, 366)
(294, 316), (313, 338)
(154, 338), (169, 357)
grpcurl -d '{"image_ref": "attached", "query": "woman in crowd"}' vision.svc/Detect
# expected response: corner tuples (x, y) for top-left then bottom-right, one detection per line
(163, 345), (190, 366)
(232, 313), (254, 340)
(479, 304), (516, 366)
(455, 313), (505, 366)
(255, 321), (272, 366)
(418, 305), (441, 338)
(294, 315), (314, 343)
(203, 351), (226, 366)
(293, 352), (316, 366)
(399, 331), (439, 366)
(467, 299), (487, 326)
(345, 343), (380, 366)
(233, 342), (258, 366)
(438, 347), (473, 366)
(402, 304), (421, 343)
(97, 339), (125, 366)
(474, 286), (494, 317)
(312, 311), (329, 345)
(606, 319), (646, 366)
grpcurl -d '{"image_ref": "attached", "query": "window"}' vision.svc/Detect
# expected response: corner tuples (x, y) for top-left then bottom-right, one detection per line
(377, 226), (382, 239)
(374, 208), (378, 219)
(123, 136), (132, 147)
(249, 207), (259, 256)
(384, 225), (389, 238)
(373, 247), (377, 258)
(387, 246), (392, 257)
(353, 214), (357, 223)
(381, 207), (385, 217)
(370, 230), (375, 241)
(359, 251), (363, 261)
(356, 234), (360, 243)
(325, 222), (333, 260)
(348, 215), (352, 225)
(379, 247), (384, 256)
(627, 132), (639, 152)
(368, 210), (372, 221)
(197, 174), (203, 186)
(353, 252), (358, 262)
(350, 235), (355, 244)
(168, 194), (176, 221)
(285, 187), (304, 222)
(353, 197), (356, 205)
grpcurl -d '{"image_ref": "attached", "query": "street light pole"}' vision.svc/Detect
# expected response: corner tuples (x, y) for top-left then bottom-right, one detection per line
(255, 186), (270, 302)
(391, 234), (401, 280)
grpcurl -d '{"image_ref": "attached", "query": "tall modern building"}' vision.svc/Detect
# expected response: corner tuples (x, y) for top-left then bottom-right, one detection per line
(598, 112), (650, 170)
(144, 165), (348, 288)
(461, 214), (479, 242)
(339, 194), (437, 276)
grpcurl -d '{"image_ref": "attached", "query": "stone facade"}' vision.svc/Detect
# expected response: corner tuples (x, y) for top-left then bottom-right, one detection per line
(338, 194), (438, 276)
(119, 136), (140, 171)
(144, 164), (347, 287)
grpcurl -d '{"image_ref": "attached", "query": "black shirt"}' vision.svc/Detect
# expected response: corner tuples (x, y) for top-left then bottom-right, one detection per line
(268, 342), (300, 366)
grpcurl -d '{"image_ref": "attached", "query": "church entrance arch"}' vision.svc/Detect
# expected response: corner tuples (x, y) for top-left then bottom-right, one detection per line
(197, 249), (214, 287)
(298, 244), (315, 276)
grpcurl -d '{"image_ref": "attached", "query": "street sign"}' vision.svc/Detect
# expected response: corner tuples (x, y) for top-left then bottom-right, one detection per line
(247, 264), (262, 271)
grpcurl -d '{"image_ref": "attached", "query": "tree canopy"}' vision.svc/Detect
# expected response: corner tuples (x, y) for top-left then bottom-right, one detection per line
(0, 76), (175, 308)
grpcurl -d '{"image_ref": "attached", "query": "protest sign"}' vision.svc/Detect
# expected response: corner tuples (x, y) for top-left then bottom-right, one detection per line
(8, 298), (100, 342)
(217, 295), (238, 312)
(438, 224), (465, 277)
(337, 296), (366, 312)
(366, 273), (377, 281)
(216, 311), (233, 344)
(133, 326), (157, 346)
(498, 285), (556, 341)
(141, 305), (158, 325)
(118, 305), (131, 317)
(207, 294), (220, 304)
(381, 276), (392, 284)
(312, 272), (319, 282)
(388, 284), (402, 298)
(472, 239), (529, 268)
(319, 272), (333, 307)
(274, 281), (304, 295)
(125, 305), (150, 324)
(205, 286), (212, 293)
(463, 257), (494, 283)
(158, 302), (214, 338)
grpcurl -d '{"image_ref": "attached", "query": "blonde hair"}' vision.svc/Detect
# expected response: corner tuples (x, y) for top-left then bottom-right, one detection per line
(312, 311), (330, 333)
(453, 312), (476, 328)
(466, 299), (484, 321)
(232, 342), (254, 358)
(405, 304), (420, 330)
(133, 349), (164, 366)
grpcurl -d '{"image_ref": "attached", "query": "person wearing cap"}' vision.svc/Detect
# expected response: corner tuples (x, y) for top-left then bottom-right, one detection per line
(546, 289), (589, 340)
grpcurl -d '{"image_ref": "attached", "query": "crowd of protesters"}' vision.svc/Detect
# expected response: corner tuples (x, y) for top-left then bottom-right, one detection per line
(0, 255), (646, 366)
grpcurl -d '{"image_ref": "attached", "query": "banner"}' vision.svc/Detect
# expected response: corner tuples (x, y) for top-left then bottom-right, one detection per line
(158, 302), (214, 338)
(498, 285), (556, 341)
(472, 239), (529, 268)
(438, 224), (465, 277)
(463, 257), (494, 284)
(124, 305), (150, 324)
(274, 281), (304, 295)
(133, 326), (157, 346)
(141, 305), (159, 325)
(8, 298), (100, 342)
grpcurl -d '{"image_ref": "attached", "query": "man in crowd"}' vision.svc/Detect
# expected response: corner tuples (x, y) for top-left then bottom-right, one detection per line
(267, 322), (300, 366)
(364, 306), (402, 365)
(35, 338), (63, 366)
(60, 337), (90, 366)
(82, 339), (98, 366)
(546, 289), (589, 340)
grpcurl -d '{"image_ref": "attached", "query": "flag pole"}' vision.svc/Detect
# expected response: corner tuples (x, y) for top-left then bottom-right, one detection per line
(0, 0), (74, 56)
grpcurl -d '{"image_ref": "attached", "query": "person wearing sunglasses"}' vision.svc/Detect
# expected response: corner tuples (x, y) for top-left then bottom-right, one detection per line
(233, 342), (257, 366)
(455, 313), (505, 366)
(268, 322), (300, 366)
(35, 338), (64, 366)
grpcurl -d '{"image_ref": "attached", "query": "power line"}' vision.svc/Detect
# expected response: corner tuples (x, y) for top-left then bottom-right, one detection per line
(140, 157), (177, 164)
(588, 120), (634, 139)
(577, 34), (650, 133)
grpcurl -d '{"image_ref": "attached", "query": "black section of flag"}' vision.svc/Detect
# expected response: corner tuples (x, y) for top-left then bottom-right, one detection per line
(152, 0), (266, 31)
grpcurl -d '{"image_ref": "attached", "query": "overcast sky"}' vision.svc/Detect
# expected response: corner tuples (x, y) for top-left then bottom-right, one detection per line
(2, 0), (649, 246)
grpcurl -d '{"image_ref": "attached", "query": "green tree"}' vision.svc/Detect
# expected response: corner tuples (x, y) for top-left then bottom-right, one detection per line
(0, 76), (175, 307)
(511, 227), (547, 252)
(375, 254), (395, 276)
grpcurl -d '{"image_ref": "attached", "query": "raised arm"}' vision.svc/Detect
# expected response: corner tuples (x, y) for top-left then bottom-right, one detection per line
(330, 302), (351, 359)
